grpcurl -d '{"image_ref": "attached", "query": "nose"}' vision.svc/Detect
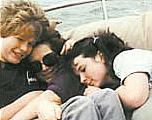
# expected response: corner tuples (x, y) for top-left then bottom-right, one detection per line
(80, 72), (87, 84)
(42, 63), (49, 71)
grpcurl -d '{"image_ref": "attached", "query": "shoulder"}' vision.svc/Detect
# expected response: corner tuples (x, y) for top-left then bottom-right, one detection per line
(113, 49), (152, 81)
(114, 49), (152, 64)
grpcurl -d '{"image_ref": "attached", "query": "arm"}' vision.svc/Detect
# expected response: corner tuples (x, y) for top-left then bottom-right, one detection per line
(0, 91), (43, 120)
(116, 72), (149, 109)
(11, 90), (61, 120)
(61, 12), (152, 54)
(60, 21), (107, 54)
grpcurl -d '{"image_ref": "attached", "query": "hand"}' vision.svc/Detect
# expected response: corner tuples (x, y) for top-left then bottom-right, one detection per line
(41, 67), (54, 83)
(37, 100), (61, 120)
(36, 67), (55, 83)
(60, 39), (75, 55)
(60, 25), (92, 55)
(48, 19), (62, 31)
(84, 86), (101, 96)
(60, 21), (105, 55)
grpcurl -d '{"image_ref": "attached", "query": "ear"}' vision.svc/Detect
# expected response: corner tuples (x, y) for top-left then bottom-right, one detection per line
(95, 51), (105, 63)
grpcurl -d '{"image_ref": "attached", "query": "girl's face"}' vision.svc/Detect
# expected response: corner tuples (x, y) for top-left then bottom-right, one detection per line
(73, 54), (107, 87)
(0, 25), (36, 64)
(31, 44), (56, 83)
(31, 44), (53, 71)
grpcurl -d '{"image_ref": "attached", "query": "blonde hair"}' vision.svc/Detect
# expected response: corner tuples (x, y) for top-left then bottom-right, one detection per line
(0, 0), (48, 38)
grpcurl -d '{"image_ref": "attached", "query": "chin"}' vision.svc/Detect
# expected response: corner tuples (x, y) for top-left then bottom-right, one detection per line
(11, 59), (21, 64)
(94, 82), (102, 87)
(12, 61), (20, 64)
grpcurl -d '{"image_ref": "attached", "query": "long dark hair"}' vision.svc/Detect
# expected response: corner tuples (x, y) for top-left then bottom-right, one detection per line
(36, 19), (65, 55)
(26, 26), (66, 82)
(68, 37), (98, 60)
(69, 31), (132, 81)
(92, 31), (132, 79)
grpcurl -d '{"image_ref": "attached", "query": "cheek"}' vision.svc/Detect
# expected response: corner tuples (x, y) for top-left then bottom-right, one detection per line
(4, 41), (16, 49)
(96, 64), (107, 80)
(2, 42), (16, 54)
(95, 70), (106, 82)
(87, 63), (107, 82)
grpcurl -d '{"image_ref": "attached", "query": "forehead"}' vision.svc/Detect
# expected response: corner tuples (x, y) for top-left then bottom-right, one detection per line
(73, 55), (85, 63)
(16, 24), (36, 40)
(31, 44), (53, 61)
(73, 55), (96, 68)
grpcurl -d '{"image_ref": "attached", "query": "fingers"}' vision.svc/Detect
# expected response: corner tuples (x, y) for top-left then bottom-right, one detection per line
(84, 86), (101, 96)
(84, 87), (93, 96)
(45, 103), (57, 120)
(53, 104), (62, 120)
(41, 68), (54, 81)
(60, 40), (74, 55)
(60, 44), (66, 55)
(37, 100), (61, 120)
(60, 43), (71, 55)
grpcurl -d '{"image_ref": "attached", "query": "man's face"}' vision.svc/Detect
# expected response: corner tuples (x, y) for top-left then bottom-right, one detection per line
(0, 25), (36, 64)
(73, 55), (107, 87)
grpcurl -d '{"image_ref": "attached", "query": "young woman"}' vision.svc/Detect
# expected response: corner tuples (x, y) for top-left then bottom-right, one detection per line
(69, 31), (152, 120)
(29, 30), (81, 103)
(8, 28), (82, 119)
(0, 0), (50, 119)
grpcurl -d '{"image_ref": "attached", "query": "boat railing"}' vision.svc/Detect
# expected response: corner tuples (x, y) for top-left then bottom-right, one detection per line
(44, 0), (100, 12)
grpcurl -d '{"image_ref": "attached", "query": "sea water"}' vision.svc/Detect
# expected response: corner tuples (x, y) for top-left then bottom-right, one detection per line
(1, 0), (151, 31)
(38, 0), (152, 32)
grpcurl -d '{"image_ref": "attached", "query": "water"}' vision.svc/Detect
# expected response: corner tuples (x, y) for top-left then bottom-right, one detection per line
(21, 0), (152, 31)
(1, 0), (152, 31)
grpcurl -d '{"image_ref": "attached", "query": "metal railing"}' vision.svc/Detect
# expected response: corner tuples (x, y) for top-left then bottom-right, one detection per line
(44, 0), (100, 12)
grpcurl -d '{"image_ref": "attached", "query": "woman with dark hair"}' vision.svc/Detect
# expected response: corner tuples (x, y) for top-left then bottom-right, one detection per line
(8, 27), (82, 119)
(68, 31), (152, 120)
(29, 31), (81, 103)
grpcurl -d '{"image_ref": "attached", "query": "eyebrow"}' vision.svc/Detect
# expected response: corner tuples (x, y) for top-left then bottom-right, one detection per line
(15, 36), (25, 41)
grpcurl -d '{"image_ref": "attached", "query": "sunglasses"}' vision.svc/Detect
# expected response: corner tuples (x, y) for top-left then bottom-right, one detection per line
(29, 52), (59, 73)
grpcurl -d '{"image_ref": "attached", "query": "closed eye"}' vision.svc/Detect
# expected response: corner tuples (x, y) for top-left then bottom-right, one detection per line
(75, 63), (86, 73)
(15, 37), (25, 42)
(79, 65), (86, 72)
(28, 41), (35, 47)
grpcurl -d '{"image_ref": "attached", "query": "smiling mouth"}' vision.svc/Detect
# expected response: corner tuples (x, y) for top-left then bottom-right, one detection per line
(13, 51), (24, 60)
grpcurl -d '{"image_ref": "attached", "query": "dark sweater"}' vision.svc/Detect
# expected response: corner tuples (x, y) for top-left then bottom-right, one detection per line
(47, 67), (84, 103)
(0, 62), (46, 108)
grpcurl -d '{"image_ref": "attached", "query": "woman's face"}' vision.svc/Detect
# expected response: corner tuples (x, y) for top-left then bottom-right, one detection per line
(31, 44), (53, 71)
(73, 54), (107, 87)
(31, 43), (55, 82)
(0, 25), (36, 64)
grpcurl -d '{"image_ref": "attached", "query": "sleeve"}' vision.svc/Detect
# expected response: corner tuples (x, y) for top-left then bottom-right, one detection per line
(113, 49), (152, 84)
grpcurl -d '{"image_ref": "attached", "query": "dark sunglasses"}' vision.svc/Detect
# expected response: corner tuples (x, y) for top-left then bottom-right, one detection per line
(29, 52), (59, 73)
